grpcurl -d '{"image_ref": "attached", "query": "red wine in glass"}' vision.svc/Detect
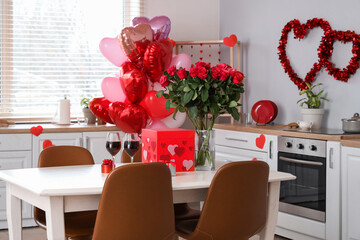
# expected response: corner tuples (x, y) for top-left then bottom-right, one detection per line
(106, 132), (121, 163)
(124, 141), (139, 157)
(124, 133), (140, 163)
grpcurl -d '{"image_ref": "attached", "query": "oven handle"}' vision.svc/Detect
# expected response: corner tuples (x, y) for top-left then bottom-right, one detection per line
(278, 156), (323, 166)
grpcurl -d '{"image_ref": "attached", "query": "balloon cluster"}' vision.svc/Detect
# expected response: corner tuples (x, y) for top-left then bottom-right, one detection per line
(90, 16), (192, 133)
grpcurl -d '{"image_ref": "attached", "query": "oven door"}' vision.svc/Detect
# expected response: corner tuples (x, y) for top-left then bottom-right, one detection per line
(278, 152), (326, 222)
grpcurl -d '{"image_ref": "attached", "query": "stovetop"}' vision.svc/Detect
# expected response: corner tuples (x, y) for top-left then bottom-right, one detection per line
(283, 128), (357, 135)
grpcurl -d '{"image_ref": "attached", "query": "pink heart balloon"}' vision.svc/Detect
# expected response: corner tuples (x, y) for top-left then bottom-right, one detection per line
(101, 75), (126, 103)
(132, 16), (171, 41)
(99, 37), (128, 67)
(170, 53), (192, 71)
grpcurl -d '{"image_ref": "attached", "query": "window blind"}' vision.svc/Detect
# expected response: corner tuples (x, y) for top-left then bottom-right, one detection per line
(0, 0), (143, 122)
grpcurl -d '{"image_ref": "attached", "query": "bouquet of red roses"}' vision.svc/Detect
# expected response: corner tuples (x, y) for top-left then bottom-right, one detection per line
(156, 62), (244, 169)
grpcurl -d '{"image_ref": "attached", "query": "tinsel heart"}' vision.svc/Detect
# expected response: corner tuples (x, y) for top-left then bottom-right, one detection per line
(278, 18), (332, 89)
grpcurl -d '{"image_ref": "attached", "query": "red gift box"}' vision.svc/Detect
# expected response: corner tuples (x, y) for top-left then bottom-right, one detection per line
(142, 129), (195, 172)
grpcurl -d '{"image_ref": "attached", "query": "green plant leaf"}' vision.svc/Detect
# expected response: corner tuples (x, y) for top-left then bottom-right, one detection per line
(183, 86), (191, 92)
(201, 88), (209, 102)
(188, 106), (198, 119)
(181, 90), (194, 105)
(229, 100), (237, 108)
(165, 100), (171, 111)
(192, 91), (198, 101)
(155, 91), (164, 98)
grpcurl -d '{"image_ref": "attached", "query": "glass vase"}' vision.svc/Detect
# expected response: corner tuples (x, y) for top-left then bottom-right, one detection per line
(195, 130), (215, 171)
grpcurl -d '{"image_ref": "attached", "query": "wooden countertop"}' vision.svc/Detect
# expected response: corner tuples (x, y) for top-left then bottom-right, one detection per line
(214, 123), (360, 141)
(340, 139), (360, 148)
(0, 123), (119, 134)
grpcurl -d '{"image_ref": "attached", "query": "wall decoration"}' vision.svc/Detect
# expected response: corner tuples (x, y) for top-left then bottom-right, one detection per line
(319, 30), (360, 82)
(255, 134), (266, 149)
(30, 125), (43, 136)
(42, 140), (54, 149)
(223, 34), (238, 47)
(278, 18), (360, 88)
(278, 18), (332, 90)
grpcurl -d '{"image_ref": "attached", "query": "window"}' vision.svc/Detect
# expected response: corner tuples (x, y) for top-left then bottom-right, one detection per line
(0, 0), (143, 121)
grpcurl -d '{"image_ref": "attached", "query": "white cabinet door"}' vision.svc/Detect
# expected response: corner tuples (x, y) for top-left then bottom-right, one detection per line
(326, 141), (341, 240)
(215, 145), (268, 170)
(83, 131), (124, 164)
(0, 151), (32, 220)
(341, 146), (360, 240)
(32, 132), (82, 167)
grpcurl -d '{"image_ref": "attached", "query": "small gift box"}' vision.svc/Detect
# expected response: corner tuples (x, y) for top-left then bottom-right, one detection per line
(142, 129), (195, 174)
(101, 159), (114, 173)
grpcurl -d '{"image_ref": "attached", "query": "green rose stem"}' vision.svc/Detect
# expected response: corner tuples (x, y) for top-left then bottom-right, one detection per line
(194, 115), (216, 167)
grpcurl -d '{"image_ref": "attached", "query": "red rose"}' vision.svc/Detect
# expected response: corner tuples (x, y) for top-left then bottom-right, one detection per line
(177, 68), (187, 79)
(229, 68), (237, 77)
(232, 71), (244, 84)
(197, 67), (209, 79)
(167, 65), (176, 77)
(211, 66), (221, 80)
(189, 67), (198, 77)
(219, 70), (230, 81)
(217, 63), (232, 70)
(159, 75), (170, 87)
(196, 61), (211, 69)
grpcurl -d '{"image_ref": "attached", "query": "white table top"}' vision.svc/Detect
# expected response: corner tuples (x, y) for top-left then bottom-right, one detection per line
(0, 164), (295, 196)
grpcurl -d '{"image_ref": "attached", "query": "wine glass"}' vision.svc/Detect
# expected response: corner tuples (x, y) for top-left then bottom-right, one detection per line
(123, 133), (140, 163)
(106, 132), (121, 164)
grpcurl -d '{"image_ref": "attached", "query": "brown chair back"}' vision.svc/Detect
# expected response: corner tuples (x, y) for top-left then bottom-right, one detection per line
(38, 145), (94, 167)
(190, 161), (269, 240)
(92, 162), (176, 240)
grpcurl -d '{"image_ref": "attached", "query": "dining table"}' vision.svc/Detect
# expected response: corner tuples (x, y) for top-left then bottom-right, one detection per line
(0, 163), (295, 240)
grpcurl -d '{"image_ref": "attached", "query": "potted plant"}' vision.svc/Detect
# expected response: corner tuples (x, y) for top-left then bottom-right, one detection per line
(156, 62), (244, 170)
(297, 82), (329, 129)
(80, 97), (96, 124)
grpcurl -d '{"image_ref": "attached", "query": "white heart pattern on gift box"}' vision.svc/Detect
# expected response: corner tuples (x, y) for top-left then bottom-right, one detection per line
(143, 150), (148, 161)
(167, 144), (178, 156)
(183, 160), (193, 171)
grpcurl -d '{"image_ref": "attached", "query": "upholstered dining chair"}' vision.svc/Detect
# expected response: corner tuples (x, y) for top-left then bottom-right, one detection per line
(34, 145), (97, 240)
(175, 161), (270, 240)
(92, 162), (177, 240)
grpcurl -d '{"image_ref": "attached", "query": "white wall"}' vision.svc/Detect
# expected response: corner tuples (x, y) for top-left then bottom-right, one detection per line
(220, 0), (360, 129)
(144, 0), (220, 41)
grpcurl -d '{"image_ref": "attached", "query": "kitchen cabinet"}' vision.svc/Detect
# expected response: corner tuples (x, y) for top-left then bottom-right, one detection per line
(214, 129), (278, 170)
(0, 134), (33, 229)
(341, 146), (360, 240)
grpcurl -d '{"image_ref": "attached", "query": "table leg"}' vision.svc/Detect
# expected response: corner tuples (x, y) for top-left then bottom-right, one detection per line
(45, 196), (65, 240)
(6, 183), (22, 240)
(258, 181), (281, 240)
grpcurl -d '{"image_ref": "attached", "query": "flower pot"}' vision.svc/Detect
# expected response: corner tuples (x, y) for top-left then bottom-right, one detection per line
(195, 130), (215, 171)
(82, 108), (96, 124)
(301, 108), (325, 130)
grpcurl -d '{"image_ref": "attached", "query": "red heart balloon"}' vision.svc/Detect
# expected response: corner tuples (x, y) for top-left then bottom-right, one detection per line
(89, 97), (114, 124)
(108, 102), (149, 133)
(119, 23), (153, 65)
(140, 90), (174, 119)
(144, 39), (173, 83)
(120, 62), (148, 104)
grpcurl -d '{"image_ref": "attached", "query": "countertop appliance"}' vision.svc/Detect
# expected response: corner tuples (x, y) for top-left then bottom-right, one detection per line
(278, 136), (326, 222)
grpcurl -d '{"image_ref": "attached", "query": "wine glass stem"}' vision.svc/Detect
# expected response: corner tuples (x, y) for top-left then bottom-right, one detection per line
(131, 156), (134, 164)
(112, 155), (115, 163)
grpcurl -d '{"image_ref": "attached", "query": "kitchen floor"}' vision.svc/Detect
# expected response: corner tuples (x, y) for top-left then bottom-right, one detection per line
(0, 227), (290, 239)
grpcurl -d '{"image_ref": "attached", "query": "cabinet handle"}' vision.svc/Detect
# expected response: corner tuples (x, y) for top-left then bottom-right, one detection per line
(329, 148), (334, 169)
(225, 137), (248, 143)
(86, 137), (89, 149)
(76, 138), (83, 147)
(269, 140), (273, 159)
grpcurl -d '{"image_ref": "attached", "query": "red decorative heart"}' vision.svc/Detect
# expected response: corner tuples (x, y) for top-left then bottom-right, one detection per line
(278, 18), (332, 89)
(143, 39), (173, 83)
(30, 125), (43, 136)
(119, 23), (153, 64)
(209, 54), (212, 57)
(43, 140), (54, 149)
(108, 103), (149, 133)
(252, 158), (258, 161)
(182, 141), (187, 145)
(160, 154), (171, 161)
(256, 134), (266, 149)
(174, 146), (185, 157)
(161, 143), (166, 148)
(167, 38), (175, 47)
(89, 97), (114, 124)
(223, 34), (237, 47)
(189, 146), (193, 151)
(319, 30), (360, 82)
(200, 57), (203, 60)
(120, 62), (148, 104)
(151, 141), (156, 151)
(200, 50), (203, 54)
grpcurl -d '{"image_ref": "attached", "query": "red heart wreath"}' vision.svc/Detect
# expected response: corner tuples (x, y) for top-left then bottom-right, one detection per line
(319, 30), (360, 82)
(278, 18), (332, 89)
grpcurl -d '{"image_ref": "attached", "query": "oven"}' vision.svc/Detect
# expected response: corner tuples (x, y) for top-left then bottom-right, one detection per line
(278, 136), (326, 222)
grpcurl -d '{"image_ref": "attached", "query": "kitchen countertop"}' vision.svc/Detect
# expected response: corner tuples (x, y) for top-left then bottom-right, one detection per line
(214, 123), (360, 141)
(0, 123), (119, 134)
(340, 139), (360, 148)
